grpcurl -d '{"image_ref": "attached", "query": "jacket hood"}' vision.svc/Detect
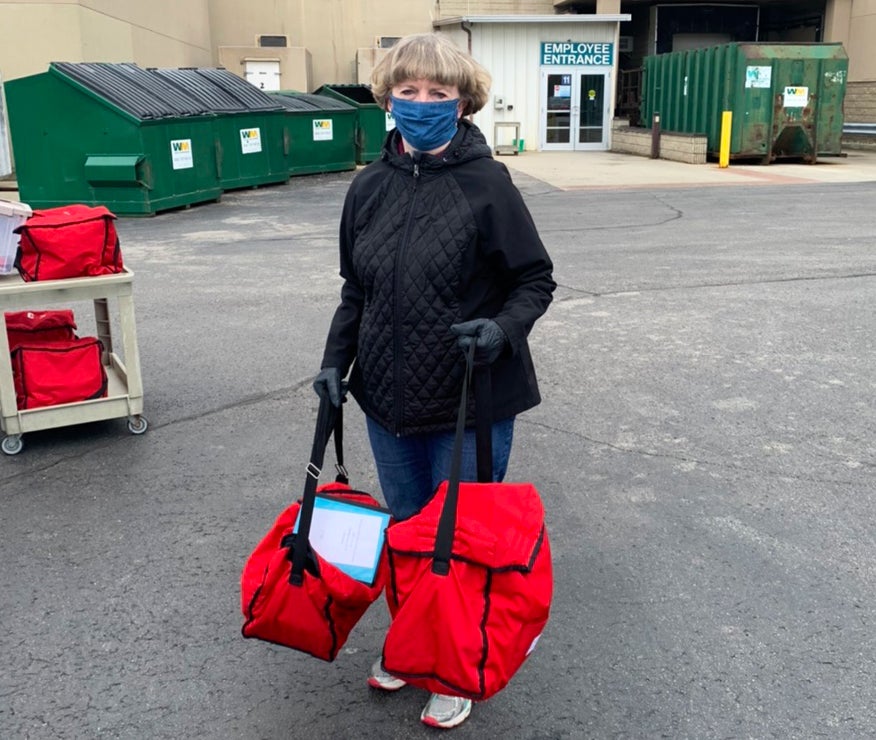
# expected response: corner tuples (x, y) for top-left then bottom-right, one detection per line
(381, 119), (493, 171)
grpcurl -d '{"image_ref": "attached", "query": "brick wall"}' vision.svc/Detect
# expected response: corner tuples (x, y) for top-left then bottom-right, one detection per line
(844, 81), (876, 123)
(842, 81), (876, 150)
(843, 82), (876, 123)
(611, 122), (708, 164)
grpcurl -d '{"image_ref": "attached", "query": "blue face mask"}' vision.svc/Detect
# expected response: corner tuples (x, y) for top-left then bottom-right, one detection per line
(389, 96), (460, 152)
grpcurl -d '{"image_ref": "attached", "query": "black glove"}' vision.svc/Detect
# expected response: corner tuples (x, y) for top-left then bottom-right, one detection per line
(450, 319), (507, 364)
(313, 367), (344, 407)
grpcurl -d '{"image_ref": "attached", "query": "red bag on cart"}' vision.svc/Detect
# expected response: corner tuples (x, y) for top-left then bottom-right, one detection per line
(381, 350), (552, 700)
(14, 204), (123, 282)
(5, 309), (78, 351)
(241, 400), (390, 661)
(11, 337), (108, 410)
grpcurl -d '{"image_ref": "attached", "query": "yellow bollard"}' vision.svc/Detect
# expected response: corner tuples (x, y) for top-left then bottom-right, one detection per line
(719, 111), (732, 168)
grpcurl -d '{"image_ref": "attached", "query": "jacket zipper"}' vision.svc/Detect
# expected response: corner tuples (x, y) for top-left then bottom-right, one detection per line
(393, 157), (420, 435)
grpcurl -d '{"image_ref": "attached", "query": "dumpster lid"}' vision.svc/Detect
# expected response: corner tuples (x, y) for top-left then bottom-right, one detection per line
(182, 68), (283, 111)
(291, 92), (356, 111)
(271, 91), (357, 112)
(316, 84), (377, 105)
(52, 62), (210, 119)
(150, 68), (250, 113)
(269, 93), (319, 112)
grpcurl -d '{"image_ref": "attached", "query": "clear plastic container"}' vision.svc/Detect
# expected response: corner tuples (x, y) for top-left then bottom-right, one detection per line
(0, 199), (32, 274)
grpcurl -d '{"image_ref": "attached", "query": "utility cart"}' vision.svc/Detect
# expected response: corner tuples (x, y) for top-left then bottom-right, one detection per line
(0, 268), (146, 455)
(493, 121), (521, 156)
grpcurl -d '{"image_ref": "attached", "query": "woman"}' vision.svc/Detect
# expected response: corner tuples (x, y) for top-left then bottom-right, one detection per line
(314, 33), (555, 729)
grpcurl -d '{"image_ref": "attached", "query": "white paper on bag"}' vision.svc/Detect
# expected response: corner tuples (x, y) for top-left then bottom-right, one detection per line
(294, 495), (391, 584)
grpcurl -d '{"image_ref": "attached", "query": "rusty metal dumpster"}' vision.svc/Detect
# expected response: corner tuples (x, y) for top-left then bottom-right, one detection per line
(642, 43), (848, 162)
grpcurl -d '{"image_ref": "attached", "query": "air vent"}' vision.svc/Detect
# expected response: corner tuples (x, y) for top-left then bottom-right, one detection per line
(258, 35), (288, 48)
(618, 36), (634, 53)
(376, 36), (401, 49)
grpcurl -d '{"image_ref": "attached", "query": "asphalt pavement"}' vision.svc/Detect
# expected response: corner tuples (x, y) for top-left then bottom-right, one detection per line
(1, 151), (875, 739)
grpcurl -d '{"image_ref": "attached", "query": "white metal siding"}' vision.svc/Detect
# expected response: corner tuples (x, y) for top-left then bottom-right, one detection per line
(461, 22), (619, 151)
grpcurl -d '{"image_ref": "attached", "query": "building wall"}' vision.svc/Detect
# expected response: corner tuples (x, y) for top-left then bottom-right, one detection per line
(825, 0), (876, 81)
(456, 20), (619, 150)
(435, 0), (556, 14)
(356, 48), (392, 87)
(0, 0), (212, 81)
(208, 0), (433, 91)
(0, 4), (83, 81)
(216, 47), (313, 92)
(829, 0), (876, 124)
(847, 0), (876, 80)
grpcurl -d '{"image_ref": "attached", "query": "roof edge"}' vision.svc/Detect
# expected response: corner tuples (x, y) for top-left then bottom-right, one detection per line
(433, 14), (631, 26)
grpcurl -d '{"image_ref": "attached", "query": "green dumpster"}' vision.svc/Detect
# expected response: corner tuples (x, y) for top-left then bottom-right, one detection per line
(5, 62), (221, 215)
(151, 67), (289, 190)
(641, 43), (848, 162)
(314, 84), (393, 164)
(270, 91), (356, 176)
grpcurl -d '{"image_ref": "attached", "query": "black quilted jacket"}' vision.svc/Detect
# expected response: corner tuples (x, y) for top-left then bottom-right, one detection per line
(321, 120), (555, 435)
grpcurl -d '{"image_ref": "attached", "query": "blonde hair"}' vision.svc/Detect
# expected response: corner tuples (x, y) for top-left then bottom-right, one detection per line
(370, 33), (491, 116)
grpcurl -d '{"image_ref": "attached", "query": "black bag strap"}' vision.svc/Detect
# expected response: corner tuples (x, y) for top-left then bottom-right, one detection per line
(289, 397), (340, 586)
(332, 403), (349, 484)
(473, 363), (492, 484)
(432, 345), (493, 576)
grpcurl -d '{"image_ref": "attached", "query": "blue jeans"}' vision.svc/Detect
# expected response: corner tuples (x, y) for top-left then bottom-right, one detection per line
(365, 416), (515, 521)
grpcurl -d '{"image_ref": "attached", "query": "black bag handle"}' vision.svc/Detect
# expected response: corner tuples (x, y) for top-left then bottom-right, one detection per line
(332, 402), (349, 484)
(473, 362), (492, 484)
(432, 344), (493, 576)
(288, 397), (342, 586)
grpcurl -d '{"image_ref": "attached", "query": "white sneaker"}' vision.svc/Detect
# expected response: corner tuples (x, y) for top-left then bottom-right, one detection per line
(420, 693), (473, 729)
(366, 658), (407, 691)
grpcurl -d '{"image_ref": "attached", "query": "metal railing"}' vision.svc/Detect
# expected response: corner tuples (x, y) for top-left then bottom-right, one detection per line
(843, 122), (876, 136)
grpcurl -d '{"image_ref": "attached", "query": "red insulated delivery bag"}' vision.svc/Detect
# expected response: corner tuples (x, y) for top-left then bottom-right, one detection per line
(381, 351), (553, 700)
(11, 337), (108, 410)
(241, 401), (389, 661)
(5, 309), (78, 351)
(14, 204), (123, 282)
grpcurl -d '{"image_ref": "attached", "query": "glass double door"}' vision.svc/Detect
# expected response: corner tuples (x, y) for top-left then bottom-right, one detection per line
(541, 69), (609, 150)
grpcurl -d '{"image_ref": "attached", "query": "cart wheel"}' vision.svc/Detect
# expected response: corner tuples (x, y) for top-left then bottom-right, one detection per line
(127, 416), (149, 435)
(1, 435), (24, 456)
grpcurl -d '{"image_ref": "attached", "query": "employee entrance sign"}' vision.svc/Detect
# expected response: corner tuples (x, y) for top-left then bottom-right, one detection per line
(541, 42), (613, 66)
